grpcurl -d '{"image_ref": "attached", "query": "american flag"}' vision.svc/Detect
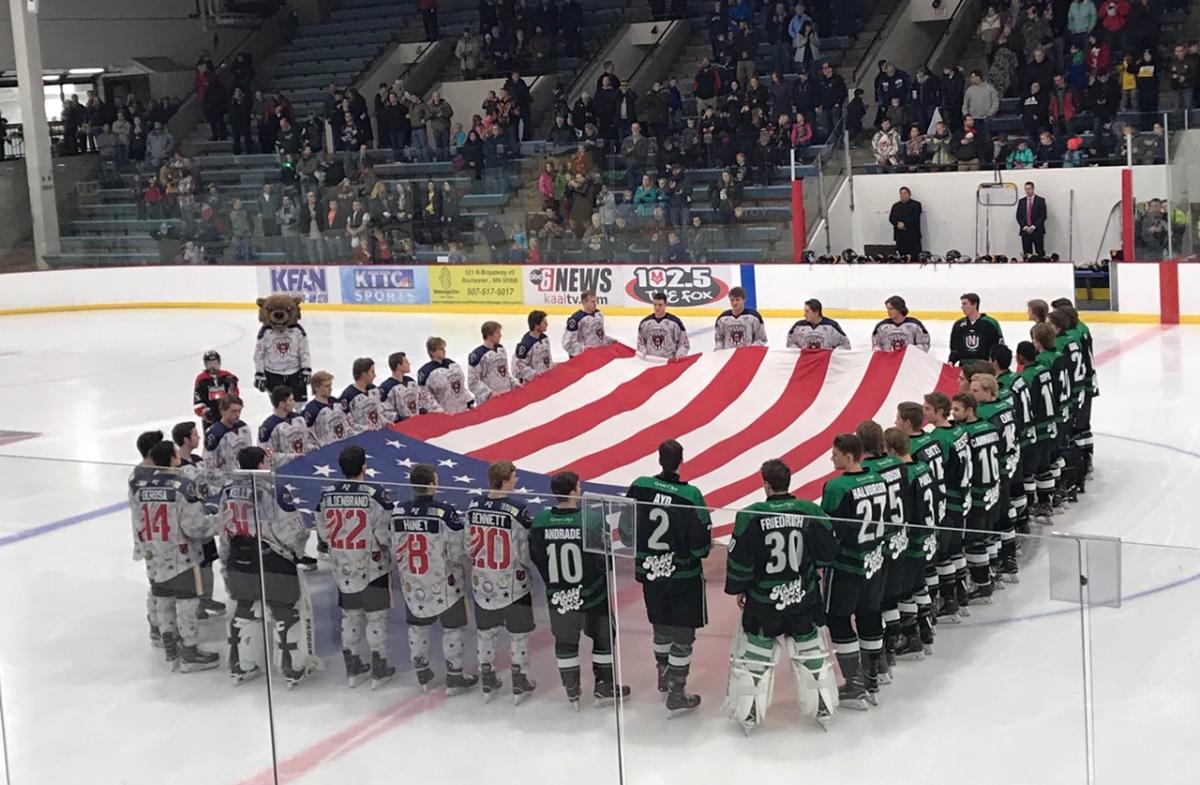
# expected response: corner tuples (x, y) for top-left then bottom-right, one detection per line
(279, 344), (958, 538)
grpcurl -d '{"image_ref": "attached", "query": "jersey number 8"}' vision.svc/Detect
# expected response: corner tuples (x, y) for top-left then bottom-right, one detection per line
(402, 532), (429, 575)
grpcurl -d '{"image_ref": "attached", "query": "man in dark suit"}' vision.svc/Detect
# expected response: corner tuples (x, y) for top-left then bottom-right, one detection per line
(888, 186), (923, 257)
(1016, 180), (1048, 257)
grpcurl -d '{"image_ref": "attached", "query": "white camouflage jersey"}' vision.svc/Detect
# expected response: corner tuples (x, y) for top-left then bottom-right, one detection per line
(129, 463), (158, 561)
(466, 495), (534, 610)
(787, 317), (852, 350)
(512, 332), (556, 383)
(418, 359), (473, 413)
(713, 308), (768, 349)
(637, 313), (690, 359)
(217, 475), (309, 561)
(254, 325), (311, 375)
(302, 398), (351, 448)
(259, 412), (308, 468)
(872, 317), (932, 352)
(379, 375), (441, 421)
(339, 384), (388, 435)
(467, 344), (518, 404)
(392, 495), (467, 619)
(203, 420), (254, 491)
(317, 480), (395, 594)
(562, 308), (614, 357)
(131, 470), (221, 583)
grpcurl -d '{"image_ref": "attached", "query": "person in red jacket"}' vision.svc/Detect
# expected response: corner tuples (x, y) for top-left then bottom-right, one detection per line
(1048, 74), (1081, 134)
(1086, 34), (1111, 73)
(194, 350), (240, 432)
(1100, 0), (1130, 50)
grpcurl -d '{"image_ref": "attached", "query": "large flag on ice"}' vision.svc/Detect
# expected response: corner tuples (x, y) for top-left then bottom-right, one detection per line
(280, 344), (958, 538)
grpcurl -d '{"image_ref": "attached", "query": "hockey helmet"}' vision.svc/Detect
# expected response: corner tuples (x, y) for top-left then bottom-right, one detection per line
(203, 350), (221, 365)
(841, 248), (858, 264)
(945, 249), (961, 261)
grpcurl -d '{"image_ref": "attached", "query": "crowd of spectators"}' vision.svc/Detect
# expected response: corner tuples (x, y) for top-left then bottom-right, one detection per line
(448, 0), (587, 78)
(58, 90), (182, 164)
(867, 0), (1187, 173)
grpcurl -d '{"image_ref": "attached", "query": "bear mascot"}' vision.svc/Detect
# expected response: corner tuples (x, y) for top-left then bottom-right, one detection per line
(253, 294), (312, 403)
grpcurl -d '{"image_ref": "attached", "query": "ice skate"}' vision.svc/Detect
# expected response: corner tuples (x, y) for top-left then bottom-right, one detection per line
(876, 651), (892, 685)
(511, 667), (537, 705)
(968, 584), (994, 605)
(370, 652), (396, 691)
(284, 662), (316, 690)
(197, 598), (227, 620)
(737, 704), (758, 736)
(162, 632), (181, 671)
(413, 656), (435, 692)
(837, 678), (871, 711)
(445, 669), (479, 696)
(656, 662), (669, 695)
(480, 665), (503, 702)
(343, 651), (371, 688)
(999, 557), (1020, 583)
(895, 632), (925, 661)
(593, 681), (631, 708)
(665, 687), (701, 717)
(936, 596), (962, 624)
(815, 696), (834, 730)
(918, 616), (936, 654)
(230, 664), (262, 685)
(565, 683), (582, 710)
(179, 645), (220, 673)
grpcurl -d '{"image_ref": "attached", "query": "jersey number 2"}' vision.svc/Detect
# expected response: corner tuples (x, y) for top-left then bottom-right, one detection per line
(646, 508), (670, 551)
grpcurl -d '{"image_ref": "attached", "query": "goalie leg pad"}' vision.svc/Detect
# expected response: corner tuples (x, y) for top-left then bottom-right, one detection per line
(787, 628), (838, 721)
(229, 599), (264, 674)
(724, 626), (777, 729)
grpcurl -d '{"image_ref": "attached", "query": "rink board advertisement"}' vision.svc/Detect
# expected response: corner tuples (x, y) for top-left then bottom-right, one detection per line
(338, 266), (431, 305)
(429, 265), (523, 305)
(257, 266), (336, 303)
(522, 265), (621, 307)
(521, 264), (739, 310)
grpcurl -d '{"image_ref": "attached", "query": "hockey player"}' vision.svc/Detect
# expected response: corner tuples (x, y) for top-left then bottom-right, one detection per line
(131, 430), (165, 648)
(302, 371), (351, 449)
(135, 440), (223, 672)
(713, 286), (768, 349)
(219, 446), (320, 687)
(468, 322), (519, 405)
(883, 427), (940, 660)
(530, 471), (629, 708)
(563, 289), (614, 357)
(951, 392), (1001, 604)
(623, 439), (710, 715)
(894, 402), (943, 648)
(922, 391), (973, 620)
(991, 344), (1033, 535)
(175, 421), (225, 620)
(193, 350), (239, 431)
(971, 373), (1020, 581)
(392, 463), (479, 695)
(724, 459), (839, 733)
(637, 292), (690, 360)
(380, 351), (439, 421)
(787, 299), (851, 350)
(339, 357), (388, 435)
(1027, 298), (1050, 324)
(259, 386), (308, 469)
(204, 395), (253, 495)
(1052, 300), (1097, 476)
(316, 445), (396, 689)
(253, 308), (311, 404)
(465, 460), (538, 703)
(1033, 321), (1074, 508)
(512, 310), (557, 383)
(419, 337), (473, 414)
(1016, 340), (1058, 523)
(1048, 309), (1087, 497)
(948, 292), (1005, 365)
(856, 420), (908, 690)
(871, 296), (931, 352)
(819, 433), (890, 709)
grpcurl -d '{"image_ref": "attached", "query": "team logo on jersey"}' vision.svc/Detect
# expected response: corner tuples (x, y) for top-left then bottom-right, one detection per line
(769, 578), (806, 610)
(334, 422), (345, 439)
(965, 333), (980, 350)
(651, 332), (665, 349)
(551, 586), (583, 614)
(594, 325), (605, 340)
(643, 552), (675, 581)
(890, 336), (907, 351)
(497, 363), (507, 377)
(368, 409), (379, 426)
(406, 399), (418, 414)
(275, 339), (291, 356)
(291, 437), (304, 454)
(729, 326), (745, 345)
(450, 378), (462, 395)
(805, 335), (823, 349)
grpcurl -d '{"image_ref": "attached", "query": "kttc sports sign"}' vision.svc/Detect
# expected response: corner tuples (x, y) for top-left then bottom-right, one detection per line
(523, 265), (617, 306)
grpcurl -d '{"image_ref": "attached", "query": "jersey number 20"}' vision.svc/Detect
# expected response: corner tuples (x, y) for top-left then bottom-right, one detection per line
(470, 525), (511, 570)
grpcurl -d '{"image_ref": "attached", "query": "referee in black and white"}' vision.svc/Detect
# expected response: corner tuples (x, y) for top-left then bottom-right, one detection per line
(949, 293), (1005, 365)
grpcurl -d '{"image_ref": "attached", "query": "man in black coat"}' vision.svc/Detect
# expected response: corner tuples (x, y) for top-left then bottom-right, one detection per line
(203, 76), (229, 141)
(888, 186), (923, 257)
(1016, 180), (1048, 256)
(229, 87), (254, 155)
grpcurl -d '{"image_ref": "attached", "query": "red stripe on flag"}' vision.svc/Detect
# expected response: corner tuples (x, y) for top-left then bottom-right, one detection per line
(469, 353), (703, 463)
(553, 346), (770, 479)
(702, 351), (906, 511)
(933, 359), (960, 396)
(678, 350), (833, 480)
(392, 343), (635, 440)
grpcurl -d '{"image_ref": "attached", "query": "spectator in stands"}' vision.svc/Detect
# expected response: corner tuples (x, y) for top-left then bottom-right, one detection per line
(566, 174), (597, 237)
(978, 4), (1003, 55)
(381, 92), (409, 151)
(871, 118), (901, 171)
(941, 65), (965, 129)
(229, 199), (253, 262)
(1021, 6), (1052, 60)
(1022, 81), (1050, 139)
(687, 215), (711, 262)
(459, 129), (483, 180)
(538, 162), (557, 209)
(427, 91), (454, 159)
(547, 114), (576, 147)
(694, 59), (723, 113)
(985, 36), (1016, 100)
(1006, 138), (1035, 168)
(902, 125), (927, 170)
(1068, 0), (1098, 46)
(228, 87), (253, 156)
(1062, 136), (1085, 167)
(615, 81), (639, 139)
(504, 72), (533, 141)
(279, 117), (303, 157)
(1138, 120), (1165, 163)
(925, 120), (953, 169)
(407, 93), (430, 162)
(1049, 74), (1081, 134)
(479, 0), (498, 33)
(1165, 44), (1197, 110)
(963, 70), (1000, 127)
(299, 190), (327, 263)
(633, 174), (659, 219)
(129, 116), (148, 162)
(457, 30), (483, 80)
(817, 61), (846, 134)
(1136, 48), (1160, 114)
(912, 68), (941, 131)
(420, 0), (439, 40)
(766, 3), (791, 76)
(111, 111), (132, 168)
(955, 115), (983, 169)
(147, 121), (175, 168)
(1088, 67), (1119, 122)
(874, 61), (910, 125)
(1025, 47), (1055, 95)
(257, 183), (281, 244)
(561, 0), (583, 51)
(1117, 53), (1138, 110)
(202, 74), (229, 142)
(621, 122), (650, 189)
(571, 92), (596, 133)
(733, 20), (759, 86)
(1034, 129), (1060, 167)
(642, 80), (669, 141)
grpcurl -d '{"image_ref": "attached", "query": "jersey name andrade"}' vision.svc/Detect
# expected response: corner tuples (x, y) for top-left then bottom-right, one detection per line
(541, 527), (581, 541)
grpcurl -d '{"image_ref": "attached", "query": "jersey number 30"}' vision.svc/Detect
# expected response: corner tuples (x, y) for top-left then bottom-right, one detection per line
(765, 529), (804, 574)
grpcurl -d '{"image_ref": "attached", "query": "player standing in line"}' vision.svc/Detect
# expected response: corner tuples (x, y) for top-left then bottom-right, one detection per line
(895, 403), (943, 649)
(513, 310), (557, 383)
(380, 351), (440, 421)
(819, 434), (890, 709)
(871, 296), (931, 352)
(951, 392), (1001, 604)
(563, 289), (615, 357)
(131, 430), (165, 649)
(203, 395), (253, 490)
(623, 439), (710, 715)
(175, 420), (225, 619)
(219, 446), (319, 687)
(1048, 310), (1087, 497)
(466, 460), (538, 703)
(713, 286), (768, 349)
(530, 471), (630, 708)
(1016, 340), (1058, 524)
(259, 386), (308, 469)
(971, 374), (1020, 581)
(468, 321), (519, 404)
(856, 420), (909, 689)
(303, 371), (351, 448)
(638, 292), (691, 359)
(1033, 321), (1073, 509)
(922, 392), (973, 621)
(391, 463), (479, 695)
(253, 311), (311, 405)
(1027, 298), (1050, 324)
(317, 445), (396, 689)
(339, 357), (388, 434)
(948, 292), (1005, 365)
(419, 337), (474, 413)
(1052, 300), (1097, 477)
(135, 440), (223, 672)
(786, 299), (852, 350)
(990, 345), (1033, 536)
(193, 350), (239, 432)
(724, 459), (840, 733)
(883, 427), (940, 659)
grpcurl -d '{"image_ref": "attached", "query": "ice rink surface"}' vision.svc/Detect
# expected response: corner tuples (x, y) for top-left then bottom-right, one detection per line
(0, 308), (1198, 785)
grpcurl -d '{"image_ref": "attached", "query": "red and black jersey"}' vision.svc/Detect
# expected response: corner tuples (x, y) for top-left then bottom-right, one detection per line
(194, 370), (240, 424)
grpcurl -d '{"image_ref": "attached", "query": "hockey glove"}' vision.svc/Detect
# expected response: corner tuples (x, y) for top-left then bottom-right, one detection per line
(299, 368), (312, 387)
(254, 372), (268, 392)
